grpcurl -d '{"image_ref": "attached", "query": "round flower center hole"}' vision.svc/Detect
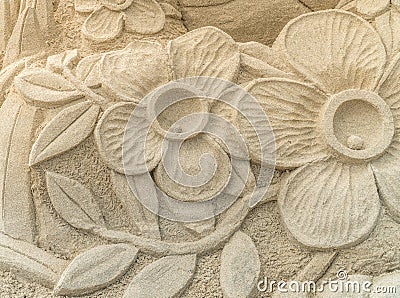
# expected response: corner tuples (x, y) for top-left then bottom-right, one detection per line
(156, 98), (204, 132)
(322, 90), (394, 161)
(146, 84), (210, 141)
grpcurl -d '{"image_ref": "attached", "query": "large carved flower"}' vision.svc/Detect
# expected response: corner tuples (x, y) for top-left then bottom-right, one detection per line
(247, 10), (400, 249)
(74, 0), (166, 42)
(94, 27), (250, 235)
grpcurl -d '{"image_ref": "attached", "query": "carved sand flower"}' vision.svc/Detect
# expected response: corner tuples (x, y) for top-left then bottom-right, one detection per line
(6, 27), (271, 296)
(247, 10), (400, 250)
(94, 26), (252, 235)
(74, 0), (166, 42)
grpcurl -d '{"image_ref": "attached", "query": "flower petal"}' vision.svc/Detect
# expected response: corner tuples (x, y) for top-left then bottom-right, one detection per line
(378, 54), (400, 133)
(374, 9), (400, 57)
(100, 41), (170, 102)
(74, 0), (98, 12)
(246, 78), (329, 169)
(278, 159), (381, 249)
(95, 102), (163, 174)
(182, 218), (215, 237)
(378, 53), (400, 109)
(168, 27), (240, 82)
(153, 135), (231, 203)
(124, 0), (165, 34)
(356, 0), (390, 17)
(276, 10), (386, 94)
(238, 41), (293, 74)
(371, 154), (400, 223)
(82, 7), (123, 42)
(238, 42), (296, 82)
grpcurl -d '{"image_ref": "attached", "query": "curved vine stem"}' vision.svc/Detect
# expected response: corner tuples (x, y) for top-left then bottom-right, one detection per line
(93, 194), (251, 257)
(62, 66), (109, 106)
(91, 183), (280, 257)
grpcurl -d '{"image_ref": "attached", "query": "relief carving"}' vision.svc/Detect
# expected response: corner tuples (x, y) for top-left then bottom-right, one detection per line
(0, 2), (399, 298)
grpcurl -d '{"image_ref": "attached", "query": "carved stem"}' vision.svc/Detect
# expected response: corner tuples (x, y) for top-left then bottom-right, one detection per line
(93, 194), (251, 257)
(296, 251), (338, 282)
(92, 179), (280, 257)
(62, 67), (109, 106)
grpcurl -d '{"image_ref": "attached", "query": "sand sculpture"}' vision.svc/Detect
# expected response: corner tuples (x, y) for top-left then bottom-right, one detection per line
(0, 0), (400, 297)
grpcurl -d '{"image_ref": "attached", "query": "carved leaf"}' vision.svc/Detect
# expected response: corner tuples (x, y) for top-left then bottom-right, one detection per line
(76, 54), (102, 88)
(30, 101), (100, 165)
(111, 171), (160, 239)
(168, 27), (240, 81)
(220, 231), (260, 298)
(124, 0), (165, 34)
(3, 7), (46, 66)
(0, 0), (12, 52)
(336, 0), (355, 9)
(46, 49), (79, 73)
(46, 171), (105, 231)
(82, 6), (124, 42)
(55, 244), (138, 296)
(0, 94), (37, 242)
(0, 232), (67, 288)
(0, 58), (27, 105)
(124, 254), (197, 298)
(95, 102), (162, 174)
(14, 68), (84, 107)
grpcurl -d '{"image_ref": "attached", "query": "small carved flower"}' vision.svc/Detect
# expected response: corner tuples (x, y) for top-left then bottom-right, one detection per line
(74, 0), (166, 42)
(247, 10), (400, 250)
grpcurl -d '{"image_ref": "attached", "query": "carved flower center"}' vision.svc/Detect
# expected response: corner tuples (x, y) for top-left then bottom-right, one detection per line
(153, 135), (231, 203)
(147, 84), (210, 141)
(157, 98), (204, 132)
(322, 90), (394, 161)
